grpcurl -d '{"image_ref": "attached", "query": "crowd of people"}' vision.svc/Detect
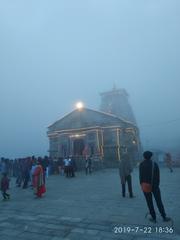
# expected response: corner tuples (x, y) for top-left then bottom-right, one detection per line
(0, 156), (48, 200)
(0, 151), (174, 223)
(0, 155), (93, 201)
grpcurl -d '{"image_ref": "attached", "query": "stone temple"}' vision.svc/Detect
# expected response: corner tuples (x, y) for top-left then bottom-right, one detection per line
(47, 86), (141, 169)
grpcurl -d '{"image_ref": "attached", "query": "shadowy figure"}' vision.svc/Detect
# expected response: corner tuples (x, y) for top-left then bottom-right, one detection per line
(119, 153), (134, 198)
(165, 153), (173, 173)
(85, 155), (92, 175)
(1, 173), (10, 200)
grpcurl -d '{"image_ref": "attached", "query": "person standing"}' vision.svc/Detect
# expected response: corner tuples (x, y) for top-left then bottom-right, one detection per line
(70, 156), (76, 177)
(57, 157), (64, 176)
(32, 160), (46, 198)
(164, 153), (173, 173)
(1, 173), (10, 200)
(139, 151), (171, 223)
(85, 155), (92, 175)
(1, 158), (8, 175)
(30, 160), (37, 187)
(68, 157), (73, 177)
(16, 159), (23, 187)
(64, 157), (71, 178)
(44, 156), (50, 178)
(119, 153), (134, 198)
(22, 158), (30, 189)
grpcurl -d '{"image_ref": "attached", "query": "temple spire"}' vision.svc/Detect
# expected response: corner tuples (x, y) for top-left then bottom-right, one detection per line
(99, 86), (137, 125)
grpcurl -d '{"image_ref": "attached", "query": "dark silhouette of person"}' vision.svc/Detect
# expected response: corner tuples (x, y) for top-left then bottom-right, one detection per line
(164, 153), (173, 173)
(70, 156), (76, 177)
(85, 155), (92, 175)
(139, 151), (171, 223)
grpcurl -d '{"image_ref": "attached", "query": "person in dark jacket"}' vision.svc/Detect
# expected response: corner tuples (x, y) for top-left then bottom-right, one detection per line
(139, 151), (171, 223)
(85, 155), (92, 175)
(70, 156), (76, 177)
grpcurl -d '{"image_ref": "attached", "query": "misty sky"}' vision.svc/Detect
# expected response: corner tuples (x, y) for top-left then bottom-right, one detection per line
(0, 0), (180, 158)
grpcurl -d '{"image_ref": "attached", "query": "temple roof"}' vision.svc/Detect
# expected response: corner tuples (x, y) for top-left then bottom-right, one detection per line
(48, 108), (136, 133)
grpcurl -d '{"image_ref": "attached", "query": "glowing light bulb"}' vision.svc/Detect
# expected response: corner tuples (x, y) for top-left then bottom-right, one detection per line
(76, 101), (84, 110)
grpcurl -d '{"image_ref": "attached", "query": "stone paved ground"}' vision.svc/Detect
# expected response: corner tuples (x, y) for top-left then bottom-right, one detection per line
(0, 168), (180, 240)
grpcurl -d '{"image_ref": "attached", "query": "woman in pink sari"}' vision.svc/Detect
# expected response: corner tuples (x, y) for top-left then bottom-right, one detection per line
(33, 160), (46, 198)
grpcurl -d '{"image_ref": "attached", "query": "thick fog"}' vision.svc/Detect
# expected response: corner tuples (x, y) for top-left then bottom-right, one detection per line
(0, 0), (180, 158)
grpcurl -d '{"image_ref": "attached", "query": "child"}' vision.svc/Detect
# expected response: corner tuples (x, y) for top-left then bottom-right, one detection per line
(1, 173), (10, 200)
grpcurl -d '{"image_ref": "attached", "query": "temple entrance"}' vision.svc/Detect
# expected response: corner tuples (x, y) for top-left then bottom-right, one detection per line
(73, 138), (85, 156)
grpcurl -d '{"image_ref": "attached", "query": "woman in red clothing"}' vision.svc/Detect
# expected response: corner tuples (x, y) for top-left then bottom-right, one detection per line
(33, 160), (46, 198)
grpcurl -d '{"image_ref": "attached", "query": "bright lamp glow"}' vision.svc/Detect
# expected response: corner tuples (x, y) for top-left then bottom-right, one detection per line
(76, 101), (84, 109)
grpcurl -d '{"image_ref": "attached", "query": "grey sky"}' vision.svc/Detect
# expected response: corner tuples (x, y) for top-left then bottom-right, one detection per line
(0, 0), (180, 158)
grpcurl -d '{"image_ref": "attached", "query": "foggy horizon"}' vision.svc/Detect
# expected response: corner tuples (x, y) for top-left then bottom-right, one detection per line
(0, 1), (180, 158)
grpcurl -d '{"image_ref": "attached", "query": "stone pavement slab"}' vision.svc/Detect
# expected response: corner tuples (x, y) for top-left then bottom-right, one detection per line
(0, 168), (179, 239)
